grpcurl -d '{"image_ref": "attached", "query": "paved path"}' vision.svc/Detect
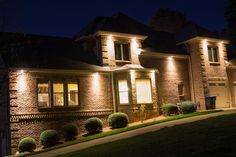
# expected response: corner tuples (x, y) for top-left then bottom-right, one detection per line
(30, 109), (236, 157)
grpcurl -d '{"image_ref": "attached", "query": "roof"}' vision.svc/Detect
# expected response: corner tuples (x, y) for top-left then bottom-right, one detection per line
(175, 23), (228, 44)
(0, 32), (101, 70)
(75, 12), (185, 54)
(74, 12), (150, 38)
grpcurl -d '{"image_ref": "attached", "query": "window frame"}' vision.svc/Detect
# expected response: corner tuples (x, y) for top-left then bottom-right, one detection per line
(114, 42), (131, 62)
(208, 46), (219, 64)
(37, 80), (51, 108)
(66, 81), (80, 107)
(135, 78), (153, 104)
(117, 79), (130, 105)
(37, 80), (80, 109)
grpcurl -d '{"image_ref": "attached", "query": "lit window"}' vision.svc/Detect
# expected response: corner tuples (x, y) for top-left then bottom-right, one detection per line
(53, 83), (64, 106)
(114, 43), (130, 61)
(136, 79), (152, 104)
(68, 83), (78, 106)
(37, 82), (49, 107)
(118, 80), (129, 104)
(208, 46), (219, 63)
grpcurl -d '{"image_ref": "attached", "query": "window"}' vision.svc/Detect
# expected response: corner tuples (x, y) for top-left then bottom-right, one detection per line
(135, 79), (152, 104)
(208, 46), (219, 63)
(118, 80), (129, 104)
(68, 83), (79, 106)
(178, 82), (185, 101)
(37, 82), (49, 107)
(114, 43), (130, 61)
(53, 83), (64, 106)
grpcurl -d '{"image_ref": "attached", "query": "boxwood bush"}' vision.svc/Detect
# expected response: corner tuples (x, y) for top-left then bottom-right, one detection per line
(179, 101), (197, 114)
(85, 117), (103, 134)
(18, 137), (36, 153)
(40, 129), (59, 148)
(108, 112), (129, 129)
(61, 124), (78, 141)
(162, 103), (178, 116)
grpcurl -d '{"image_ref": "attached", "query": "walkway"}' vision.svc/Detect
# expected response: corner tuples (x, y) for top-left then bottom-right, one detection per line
(30, 109), (236, 157)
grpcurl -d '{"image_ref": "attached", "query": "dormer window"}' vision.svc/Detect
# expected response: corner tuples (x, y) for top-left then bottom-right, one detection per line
(208, 46), (219, 63)
(114, 43), (130, 62)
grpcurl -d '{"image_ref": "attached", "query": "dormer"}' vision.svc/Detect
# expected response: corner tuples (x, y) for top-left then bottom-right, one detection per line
(95, 31), (147, 68)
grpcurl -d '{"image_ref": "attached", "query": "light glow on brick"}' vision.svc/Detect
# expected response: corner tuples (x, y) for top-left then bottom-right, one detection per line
(167, 56), (175, 72)
(17, 70), (26, 92)
(131, 37), (141, 55)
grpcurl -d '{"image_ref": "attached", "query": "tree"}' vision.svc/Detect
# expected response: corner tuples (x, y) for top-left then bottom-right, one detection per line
(149, 8), (188, 33)
(225, 0), (236, 57)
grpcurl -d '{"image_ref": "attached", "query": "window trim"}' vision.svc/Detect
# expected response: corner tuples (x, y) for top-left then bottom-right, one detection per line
(37, 80), (80, 109)
(114, 42), (131, 62)
(117, 79), (130, 105)
(67, 81), (80, 107)
(37, 80), (51, 108)
(208, 46), (220, 64)
(135, 78), (153, 104)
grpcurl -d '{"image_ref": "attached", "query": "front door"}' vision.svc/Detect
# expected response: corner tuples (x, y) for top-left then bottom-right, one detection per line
(209, 81), (230, 108)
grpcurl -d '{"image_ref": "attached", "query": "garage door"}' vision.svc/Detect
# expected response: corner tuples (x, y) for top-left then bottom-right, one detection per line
(209, 82), (230, 108)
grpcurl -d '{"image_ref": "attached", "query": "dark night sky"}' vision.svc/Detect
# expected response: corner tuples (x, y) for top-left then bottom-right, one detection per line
(1, 0), (228, 37)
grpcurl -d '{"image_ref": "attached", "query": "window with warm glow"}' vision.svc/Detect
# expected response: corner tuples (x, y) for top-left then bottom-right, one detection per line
(114, 43), (130, 61)
(208, 46), (219, 63)
(118, 80), (129, 104)
(53, 83), (64, 106)
(68, 83), (79, 106)
(37, 82), (49, 107)
(136, 79), (152, 104)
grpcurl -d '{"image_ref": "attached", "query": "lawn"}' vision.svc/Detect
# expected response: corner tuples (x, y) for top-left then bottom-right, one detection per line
(30, 110), (220, 155)
(59, 112), (236, 157)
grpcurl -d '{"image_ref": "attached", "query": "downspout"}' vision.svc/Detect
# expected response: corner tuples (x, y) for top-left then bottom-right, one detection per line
(185, 43), (196, 102)
(111, 71), (117, 112)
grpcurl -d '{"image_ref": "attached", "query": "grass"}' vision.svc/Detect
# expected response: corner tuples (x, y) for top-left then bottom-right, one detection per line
(59, 112), (236, 157)
(30, 110), (221, 155)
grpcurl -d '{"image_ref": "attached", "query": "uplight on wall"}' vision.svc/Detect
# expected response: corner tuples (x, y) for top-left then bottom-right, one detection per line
(201, 39), (208, 56)
(17, 69), (26, 92)
(130, 70), (136, 81)
(167, 56), (175, 72)
(131, 37), (141, 55)
(91, 72), (101, 92)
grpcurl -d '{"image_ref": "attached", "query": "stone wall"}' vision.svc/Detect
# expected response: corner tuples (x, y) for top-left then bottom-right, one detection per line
(8, 70), (113, 154)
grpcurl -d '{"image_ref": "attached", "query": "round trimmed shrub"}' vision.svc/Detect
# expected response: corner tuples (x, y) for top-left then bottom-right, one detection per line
(85, 117), (103, 134)
(18, 137), (36, 153)
(40, 129), (59, 148)
(179, 101), (197, 114)
(108, 112), (129, 129)
(61, 124), (78, 141)
(162, 103), (178, 116)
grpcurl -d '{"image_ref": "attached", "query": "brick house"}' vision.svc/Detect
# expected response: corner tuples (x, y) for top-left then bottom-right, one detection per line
(0, 13), (236, 155)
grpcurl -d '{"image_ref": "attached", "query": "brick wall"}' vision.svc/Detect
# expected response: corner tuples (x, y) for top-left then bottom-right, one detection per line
(140, 55), (192, 106)
(8, 70), (113, 154)
(114, 71), (158, 122)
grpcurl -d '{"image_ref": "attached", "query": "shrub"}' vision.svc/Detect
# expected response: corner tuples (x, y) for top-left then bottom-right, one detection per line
(179, 101), (197, 114)
(40, 129), (59, 148)
(85, 117), (103, 134)
(61, 124), (78, 141)
(18, 137), (36, 153)
(162, 103), (178, 116)
(108, 112), (129, 129)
